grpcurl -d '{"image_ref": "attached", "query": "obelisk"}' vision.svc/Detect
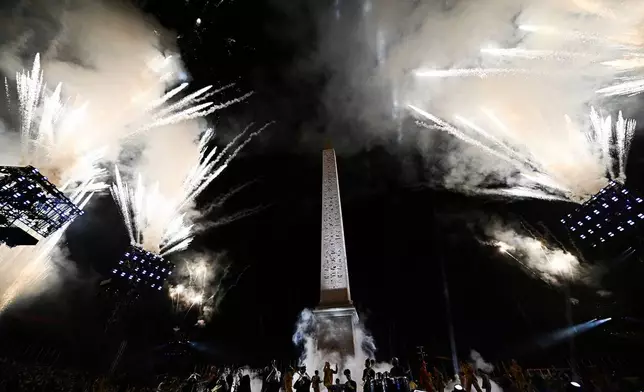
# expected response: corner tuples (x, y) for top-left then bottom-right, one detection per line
(313, 148), (358, 357)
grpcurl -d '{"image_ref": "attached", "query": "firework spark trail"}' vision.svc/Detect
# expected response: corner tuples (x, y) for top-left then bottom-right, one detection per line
(415, 113), (571, 193)
(515, 24), (637, 50)
(410, 105), (533, 170)
(453, 115), (537, 169)
(477, 187), (570, 202)
(589, 107), (615, 180)
(0, 54), (112, 313)
(2, 51), (239, 306)
(377, 0), (644, 202)
(480, 48), (591, 61)
(616, 112), (636, 179)
(111, 124), (267, 256)
(128, 82), (253, 135)
(0, 0), (258, 311)
(205, 206), (268, 229)
(409, 103), (635, 202)
(413, 68), (535, 78)
(12, 54), (108, 202)
(492, 240), (547, 282)
(488, 226), (592, 286)
(181, 122), (272, 211)
(596, 79), (644, 96)
(168, 255), (240, 323)
(203, 180), (258, 215)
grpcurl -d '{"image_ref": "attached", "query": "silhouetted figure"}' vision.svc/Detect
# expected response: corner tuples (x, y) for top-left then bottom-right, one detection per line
(324, 362), (339, 391)
(263, 360), (281, 392)
(312, 370), (323, 392)
(460, 362), (481, 392)
(183, 373), (201, 392)
(285, 367), (295, 392)
(295, 366), (312, 392)
(419, 362), (434, 392)
(344, 369), (357, 392)
(334, 378), (344, 392)
(389, 358), (406, 378)
(363, 359), (376, 392)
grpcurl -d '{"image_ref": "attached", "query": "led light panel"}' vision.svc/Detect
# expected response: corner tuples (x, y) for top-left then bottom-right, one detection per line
(562, 181), (643, 250)
(112, 244), (175, 290)
(0, 166), (84, 245)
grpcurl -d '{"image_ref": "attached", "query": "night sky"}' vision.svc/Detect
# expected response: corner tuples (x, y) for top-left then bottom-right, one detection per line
(3, 0), (644, 373)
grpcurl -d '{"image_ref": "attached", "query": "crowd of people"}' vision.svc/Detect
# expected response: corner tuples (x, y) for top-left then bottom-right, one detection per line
(0, 355), (641, 391)
(156, 357), (633, 392)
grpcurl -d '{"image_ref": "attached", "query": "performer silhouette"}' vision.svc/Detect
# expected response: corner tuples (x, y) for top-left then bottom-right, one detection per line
(294, 366), (312, 392)
(312, 370), (323, 392)
(324, 362), (339, 391)
(362, 359), (376, 392)
(263, 360), (281, 392)
(344, 370), (357, 392)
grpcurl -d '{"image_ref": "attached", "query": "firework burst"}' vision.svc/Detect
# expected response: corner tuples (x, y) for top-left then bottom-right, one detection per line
(0, 54), (112, 312)
(111, 123), (268, 256)
(0, 175), (97, 312)
(409, 104), (635, 203)
(0, 0), (259, 311)
(396, 0), (644, 203)
(489, 228), (592, 286)
(168, 254), (245, 325)
(13, 54), (108, 206)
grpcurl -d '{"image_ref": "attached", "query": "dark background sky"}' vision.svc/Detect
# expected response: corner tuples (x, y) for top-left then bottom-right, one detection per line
(3, 0), (644, 374)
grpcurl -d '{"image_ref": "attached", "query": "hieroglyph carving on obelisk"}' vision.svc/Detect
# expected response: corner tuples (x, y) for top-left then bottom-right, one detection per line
(319, 149), (352, 306)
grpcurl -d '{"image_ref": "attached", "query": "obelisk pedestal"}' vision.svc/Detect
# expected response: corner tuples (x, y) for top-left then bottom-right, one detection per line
(313, 149), (358, 357)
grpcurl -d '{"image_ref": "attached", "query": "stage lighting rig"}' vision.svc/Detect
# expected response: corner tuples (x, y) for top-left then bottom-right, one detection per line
(561, 181), (644, 260)
(0, 165), (84, 247)
(111, 244), (175, 291)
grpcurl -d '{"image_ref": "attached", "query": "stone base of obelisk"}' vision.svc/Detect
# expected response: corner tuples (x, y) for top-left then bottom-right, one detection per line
(312, 305), (358, 357)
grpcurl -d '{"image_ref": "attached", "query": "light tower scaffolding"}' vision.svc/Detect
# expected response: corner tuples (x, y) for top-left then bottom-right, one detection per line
(0, 165), (84, 247)
(111, 244), (175, 291)
(101, 245), (175, 374)
(562, 181), (644, 260)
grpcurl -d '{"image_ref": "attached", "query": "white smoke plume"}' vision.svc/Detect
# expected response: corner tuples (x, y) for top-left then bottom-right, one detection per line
(0, 236), (74, 313)
(1, 0), (190, 163)
(0, 121), (18, 166)
(0, 0), (248, 310)
(438, 351), (502, 391)
(470, 350), (494, 374)
(292, 309), (391, 388)
(315, 0), (644, 202)
(169, 252), (244, 324)
(445, 376), (504, 392)
(485, 221), (599, 286)
(112, 123), (264, 257)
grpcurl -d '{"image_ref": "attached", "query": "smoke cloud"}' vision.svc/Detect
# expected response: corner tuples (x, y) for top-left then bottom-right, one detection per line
(470, 350), (494, 374)
(484, 220), (601, 286)
(169, 252), (241, 325)
(0, 0), (186, 164)
(442, 350), (503, 391)
(310, 0), (644, 200)
(292, 309), (391, 388)
(0, 0), (240, 309)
